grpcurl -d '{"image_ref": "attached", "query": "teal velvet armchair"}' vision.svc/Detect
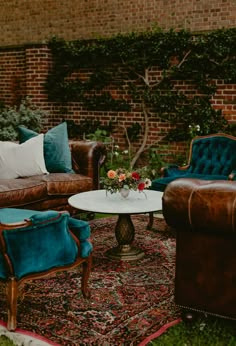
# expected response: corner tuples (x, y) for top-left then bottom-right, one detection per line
(151, 133), (236, 192)
(0, 208), (93, 331)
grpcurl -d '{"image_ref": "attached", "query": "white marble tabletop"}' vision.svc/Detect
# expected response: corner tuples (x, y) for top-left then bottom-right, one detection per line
(68, 189), (163, 214)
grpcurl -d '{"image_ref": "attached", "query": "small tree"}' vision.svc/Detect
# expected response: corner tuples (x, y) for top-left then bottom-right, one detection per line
(47, 28), (236, 168)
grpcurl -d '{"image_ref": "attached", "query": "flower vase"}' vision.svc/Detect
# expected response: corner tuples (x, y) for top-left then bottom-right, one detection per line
(120, 188), (130, 198)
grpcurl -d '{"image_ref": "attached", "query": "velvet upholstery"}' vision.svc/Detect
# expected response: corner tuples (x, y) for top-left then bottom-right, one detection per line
(151, 133), (236, 192)
(0, 209), (92, 280)
(0, 208), (93, 330)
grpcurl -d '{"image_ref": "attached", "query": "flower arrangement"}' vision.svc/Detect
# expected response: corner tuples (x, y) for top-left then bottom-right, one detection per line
(102, 168), (152, 194)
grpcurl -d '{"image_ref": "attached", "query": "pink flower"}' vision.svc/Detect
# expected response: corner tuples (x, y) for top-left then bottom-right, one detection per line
(118, 173), (126, 182)
(107, 170), (116, 179)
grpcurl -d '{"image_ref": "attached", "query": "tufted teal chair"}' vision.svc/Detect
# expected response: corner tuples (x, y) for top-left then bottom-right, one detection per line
(0, 208), (93, 331)
(151, 133), (236, 192)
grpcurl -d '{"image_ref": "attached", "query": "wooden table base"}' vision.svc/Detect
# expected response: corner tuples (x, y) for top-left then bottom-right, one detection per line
(105, 214), (145, 261)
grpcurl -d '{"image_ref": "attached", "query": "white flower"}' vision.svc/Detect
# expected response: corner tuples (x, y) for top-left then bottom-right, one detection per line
(122, 150), (129, 154)
(114, 151), (119, 156)
(196, 124), (200, 131)
(144, 178), (152, 188)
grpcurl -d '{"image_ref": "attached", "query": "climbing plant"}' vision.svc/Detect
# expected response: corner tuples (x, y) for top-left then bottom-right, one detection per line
(46, 28), (236, 168)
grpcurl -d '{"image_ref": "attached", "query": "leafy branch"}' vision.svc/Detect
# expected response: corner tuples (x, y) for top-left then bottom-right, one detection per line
(47, 28), (236, 167)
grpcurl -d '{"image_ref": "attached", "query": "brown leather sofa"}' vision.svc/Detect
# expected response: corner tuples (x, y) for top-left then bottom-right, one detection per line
(0, 140), (106, 214)
(162, 178), (236, 320)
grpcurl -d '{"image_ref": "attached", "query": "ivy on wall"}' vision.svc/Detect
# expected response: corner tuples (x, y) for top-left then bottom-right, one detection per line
(46, 28), (236, 146)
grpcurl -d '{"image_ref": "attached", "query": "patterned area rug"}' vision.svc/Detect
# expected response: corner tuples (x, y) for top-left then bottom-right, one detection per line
(0, 215), (181, 346)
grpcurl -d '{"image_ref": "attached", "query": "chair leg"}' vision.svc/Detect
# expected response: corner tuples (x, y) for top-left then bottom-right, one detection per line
(147, 212), (154, 230)
(81, 254), (92, 299)
(6, 277), (18, 331)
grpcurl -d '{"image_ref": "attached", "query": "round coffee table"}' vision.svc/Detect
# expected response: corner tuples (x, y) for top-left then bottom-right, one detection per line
(68, 189), (163, 261)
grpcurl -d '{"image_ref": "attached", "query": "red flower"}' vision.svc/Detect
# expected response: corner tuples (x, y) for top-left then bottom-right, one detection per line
(132, 171), (140, 180)
(138, 182), (145, 191)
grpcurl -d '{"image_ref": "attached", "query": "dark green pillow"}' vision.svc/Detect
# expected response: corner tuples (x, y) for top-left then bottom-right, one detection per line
(18, 122), (74, 173)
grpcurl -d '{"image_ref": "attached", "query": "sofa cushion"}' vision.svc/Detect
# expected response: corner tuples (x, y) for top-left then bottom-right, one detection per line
(0, 179), (47, 208)
(0, 135), (48, 179)
(28, 173), (93, 196)
(18, 122), (74, 174)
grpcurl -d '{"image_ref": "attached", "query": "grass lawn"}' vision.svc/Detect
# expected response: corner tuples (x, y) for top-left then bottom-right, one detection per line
(150, 314), (236, 346)
(0, 335), (16, 345)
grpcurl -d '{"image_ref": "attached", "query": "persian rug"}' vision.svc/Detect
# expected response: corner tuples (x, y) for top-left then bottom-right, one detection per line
(0, 215), (181, 346)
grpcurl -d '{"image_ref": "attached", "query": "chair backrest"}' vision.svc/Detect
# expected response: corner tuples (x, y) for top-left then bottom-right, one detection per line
(0, 210), (79, 280)
(188, 133), (236, 176)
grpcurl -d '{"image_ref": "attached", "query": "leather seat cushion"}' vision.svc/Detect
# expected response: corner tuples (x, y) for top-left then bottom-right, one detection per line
(0, 179), (47, 208)
(29, 173), (93, 196)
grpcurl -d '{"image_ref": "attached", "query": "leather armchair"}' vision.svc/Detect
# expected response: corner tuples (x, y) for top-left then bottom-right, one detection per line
(162, 178), (236, 320)
(0, 208), (93, 331)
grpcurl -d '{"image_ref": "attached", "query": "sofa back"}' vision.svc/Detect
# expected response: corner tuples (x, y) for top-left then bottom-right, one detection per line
(188, 134), (236, 175)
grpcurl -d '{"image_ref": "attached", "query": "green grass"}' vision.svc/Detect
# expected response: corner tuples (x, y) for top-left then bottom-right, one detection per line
(150, 315), (236, 346)
(94, 213), (114, 219)
(0, 335), (16, 346)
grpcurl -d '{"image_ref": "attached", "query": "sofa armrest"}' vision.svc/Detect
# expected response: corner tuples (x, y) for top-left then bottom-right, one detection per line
(70, 140), (106, 189)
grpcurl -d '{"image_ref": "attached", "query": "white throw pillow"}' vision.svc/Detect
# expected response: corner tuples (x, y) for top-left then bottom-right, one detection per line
(0, 134), (49, 179)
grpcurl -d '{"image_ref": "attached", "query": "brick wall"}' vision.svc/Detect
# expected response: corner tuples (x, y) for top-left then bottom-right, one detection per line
(0, 44), (236, 161)
(0, 1), (235, 162)
(0, 0), (235, 47)
(0, 48), (26, 106)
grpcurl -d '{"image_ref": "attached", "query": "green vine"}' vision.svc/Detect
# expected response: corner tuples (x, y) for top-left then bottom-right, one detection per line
(46, 28), (236, 143)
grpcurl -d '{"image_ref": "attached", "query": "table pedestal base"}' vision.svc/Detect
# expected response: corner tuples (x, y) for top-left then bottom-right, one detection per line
(105, 214), (144, 261)
(106, 245), (144, 261)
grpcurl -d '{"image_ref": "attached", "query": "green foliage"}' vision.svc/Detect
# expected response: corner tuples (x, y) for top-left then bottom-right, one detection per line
(65, 118), (115, 140)
(0, 335), (16, 346)
(127, 122), (142, 142)
(0, 97), (45, 141)
(150, 315), (236, 346)
(165, 96), (229, 141)
(147, 146), (171, 179)
(86, 128), (112, 143)
(47, 28), (235, 143)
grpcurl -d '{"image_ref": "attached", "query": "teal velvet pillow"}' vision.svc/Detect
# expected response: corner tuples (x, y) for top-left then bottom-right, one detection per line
(18, 122), (74, 173)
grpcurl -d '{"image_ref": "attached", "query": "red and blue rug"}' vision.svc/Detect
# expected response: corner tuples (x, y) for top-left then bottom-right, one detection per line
(0, 215), (181, 345)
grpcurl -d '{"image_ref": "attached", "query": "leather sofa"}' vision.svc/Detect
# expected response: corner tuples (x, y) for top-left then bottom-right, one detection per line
(162, 178), (236, 320)
(0, 140), (106, 215)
